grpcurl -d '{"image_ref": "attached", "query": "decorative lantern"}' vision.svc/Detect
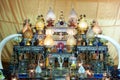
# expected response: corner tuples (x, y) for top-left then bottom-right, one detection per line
(69, 8), (77, 20)
(92, 21), (102, 34)
(66, 28), (77, 46)
(22, 19), (33, 45)
(66, 35), (76, 46)
(44, 35), (54, 48)
(46, 7), (56, 27)
(68, 8), (77, 27)
(66, 35), (76, 53)
(35, 15), (45, 46)
(78, 15), (88, 34)
(36, 15), (44, 34)
(23, 30), (33, 39)
(44, 28), (54, 49)
(66, 28), (76, 52)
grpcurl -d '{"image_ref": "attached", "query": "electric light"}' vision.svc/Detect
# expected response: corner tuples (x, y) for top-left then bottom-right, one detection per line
(30, 69), (34, 73)
(66, 35), (76, 46)
(78, 18), (88, 34)
(11, 77), (17, 80)
(78, 63), (82, 67)
(40, 63), (43, 67)
(44, 35), (54, 47)
(66, 28), (77, 47)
